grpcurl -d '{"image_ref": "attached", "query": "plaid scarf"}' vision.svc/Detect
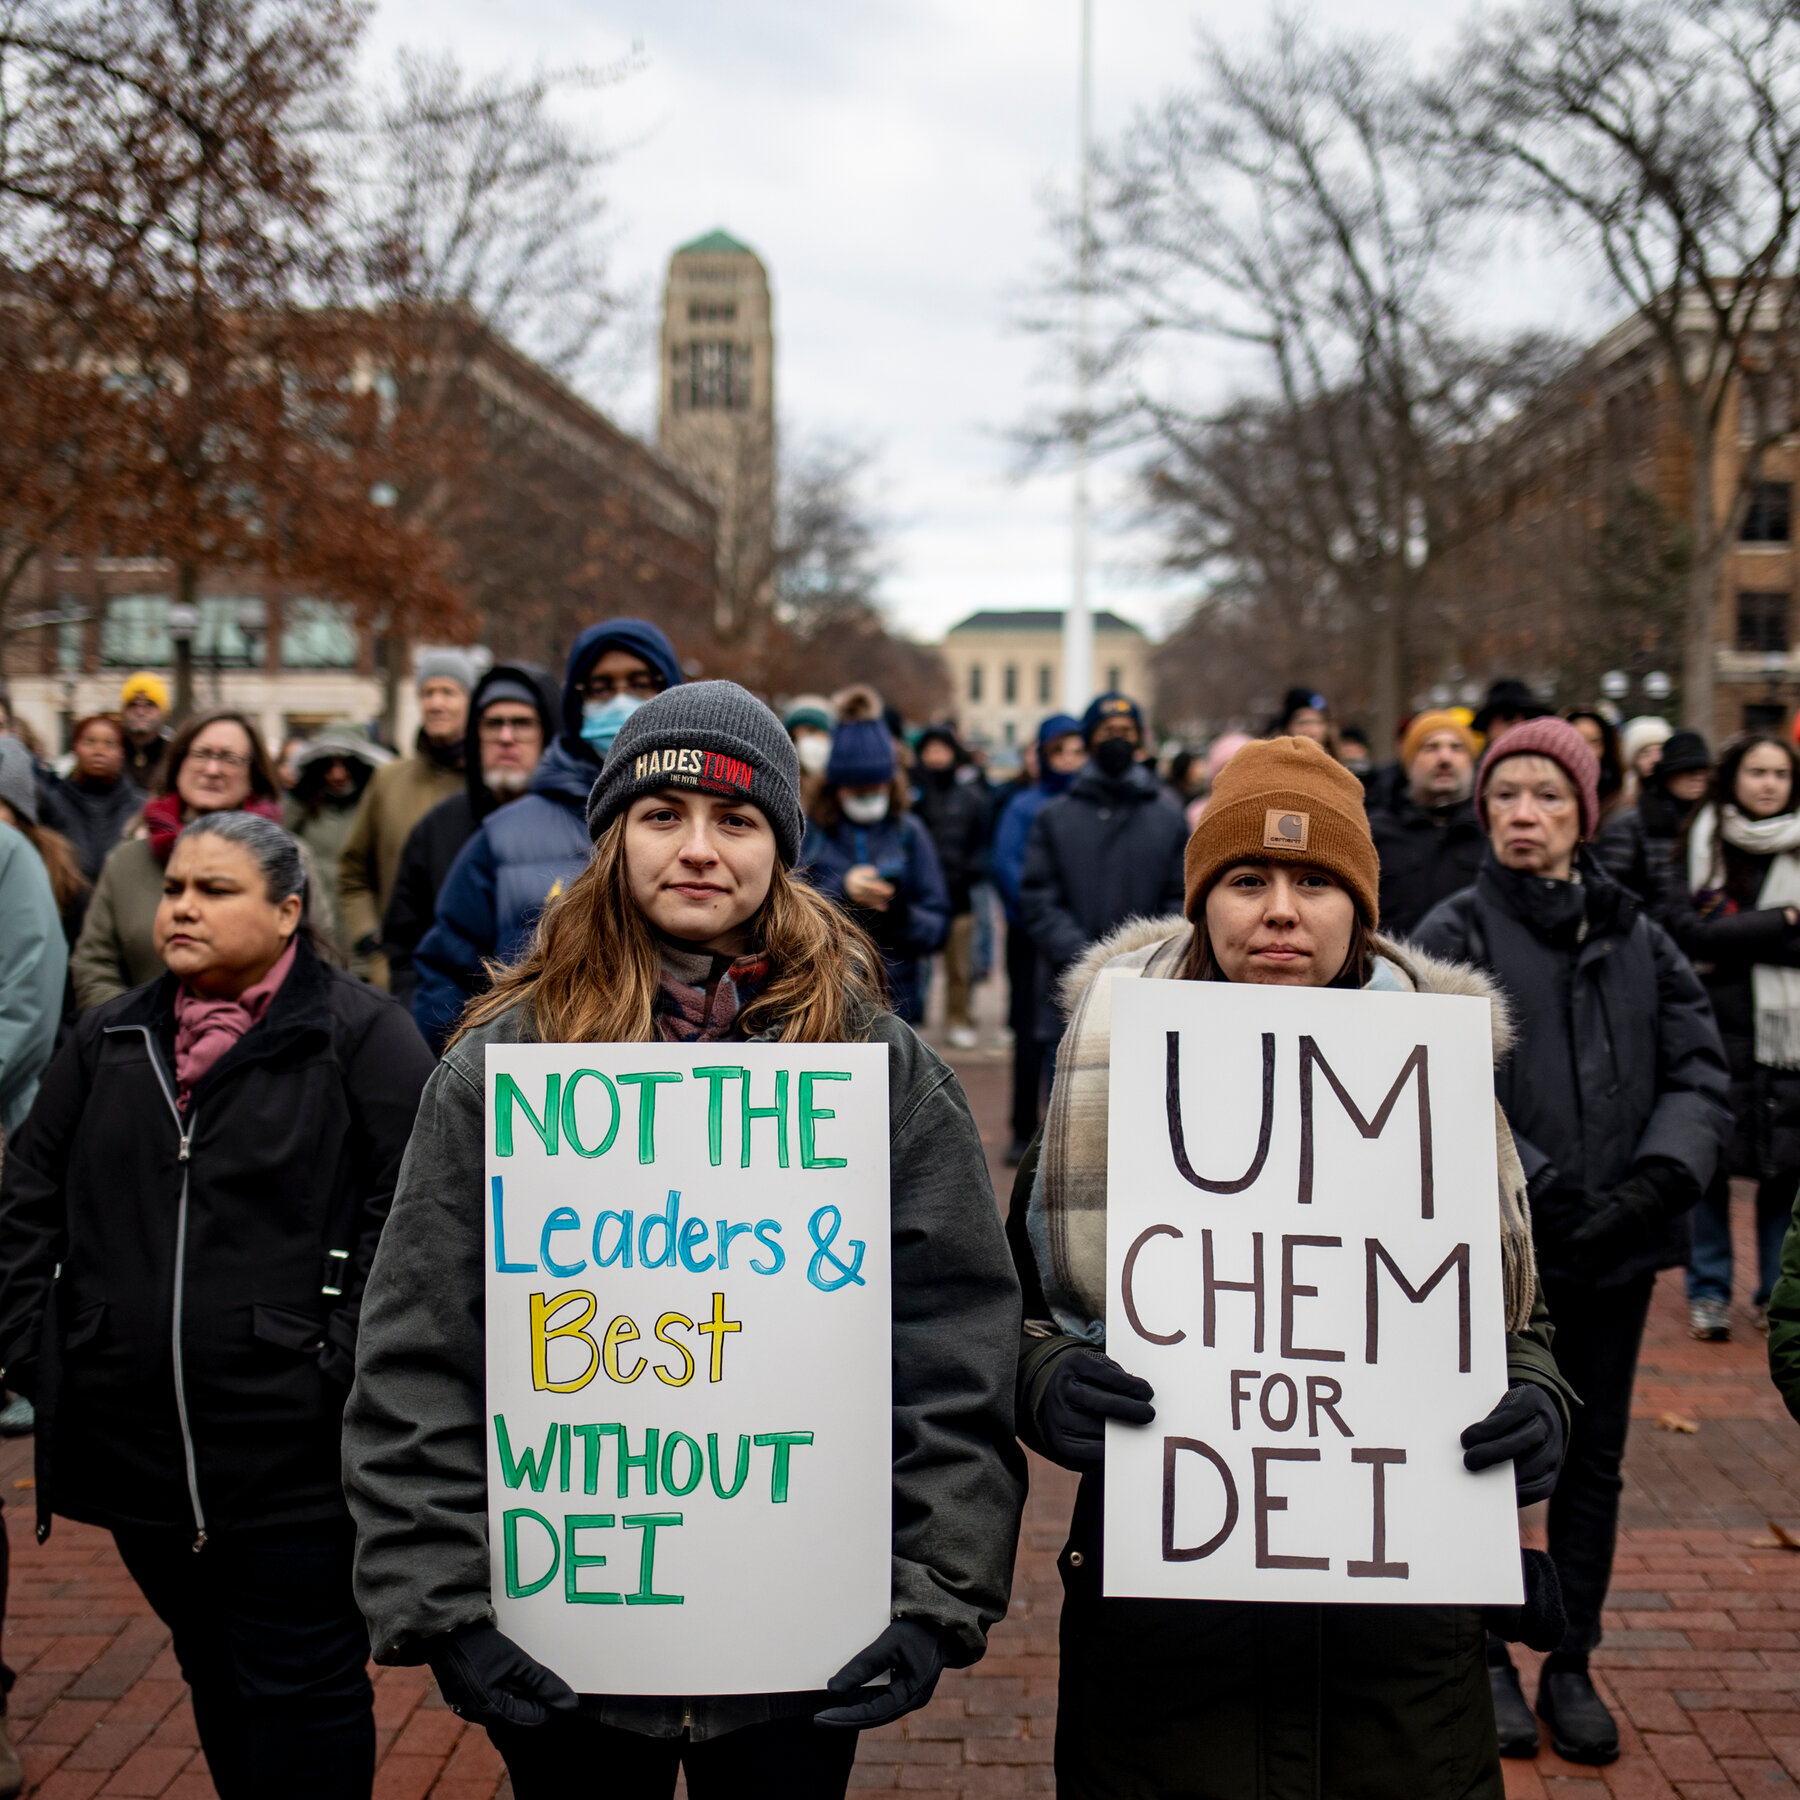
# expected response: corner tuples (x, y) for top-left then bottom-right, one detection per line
(654, 942), (772, 1043)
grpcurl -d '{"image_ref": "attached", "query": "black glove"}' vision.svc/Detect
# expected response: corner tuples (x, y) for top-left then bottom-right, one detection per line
(1526, 1170), (1591, 1252)
(1562, 1159), (1694, 1277)
(1035, 1349), (1156, 1470)
(1461, 1382), (1564, 1506)
(1483, 1548), (1567, 1651)
(424, 1623), (579, 1729)
(815, 1619), (948, 1729)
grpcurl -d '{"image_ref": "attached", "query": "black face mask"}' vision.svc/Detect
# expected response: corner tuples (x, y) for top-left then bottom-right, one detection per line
(1093, 737), (1136, 779)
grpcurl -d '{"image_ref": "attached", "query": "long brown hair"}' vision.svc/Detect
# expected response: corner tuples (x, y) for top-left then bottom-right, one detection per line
(452, 819), (889, 1047)
(159, 709), (282, 804)
(8, 816), (89, 917)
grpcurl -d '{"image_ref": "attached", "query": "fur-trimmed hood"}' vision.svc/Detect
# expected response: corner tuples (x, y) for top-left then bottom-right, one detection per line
(1055, 913), (1515, 1067)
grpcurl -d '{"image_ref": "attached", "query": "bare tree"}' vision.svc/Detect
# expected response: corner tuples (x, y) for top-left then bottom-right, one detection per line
(1030, 19), (1570, 745)
(1441, 0), (1800, 735)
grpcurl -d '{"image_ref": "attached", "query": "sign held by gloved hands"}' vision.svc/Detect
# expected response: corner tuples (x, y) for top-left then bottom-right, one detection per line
(1103, 980), (1524, 1605)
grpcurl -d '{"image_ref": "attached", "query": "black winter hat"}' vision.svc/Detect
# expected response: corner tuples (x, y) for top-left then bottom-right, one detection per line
(1656, 729), (1712, 777)
(584, 680), (805, 865)
(1472, 678), (1547, 737)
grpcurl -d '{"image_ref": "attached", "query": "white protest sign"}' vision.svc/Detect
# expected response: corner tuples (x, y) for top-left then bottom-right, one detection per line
(1103, 979), (1522, 1605)
(484, 1042), (892, 1695)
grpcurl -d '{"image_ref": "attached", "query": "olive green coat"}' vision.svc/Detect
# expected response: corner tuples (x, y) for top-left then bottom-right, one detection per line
(68, 837), (164, 1010)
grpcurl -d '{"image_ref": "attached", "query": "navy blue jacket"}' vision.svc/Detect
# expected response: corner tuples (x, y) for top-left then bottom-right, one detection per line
(799, 812), (950, 1023)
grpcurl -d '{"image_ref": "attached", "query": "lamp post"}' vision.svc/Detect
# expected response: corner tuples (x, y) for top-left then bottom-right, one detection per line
(167, 601), (198, 726)
(1062, 0), (1095, 716)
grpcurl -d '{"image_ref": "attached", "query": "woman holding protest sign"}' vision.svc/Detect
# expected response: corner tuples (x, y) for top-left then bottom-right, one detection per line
(0, 812), (435, 1800)
(343, 681), (1026, 1800)
(1009, 735), (1578, 1799)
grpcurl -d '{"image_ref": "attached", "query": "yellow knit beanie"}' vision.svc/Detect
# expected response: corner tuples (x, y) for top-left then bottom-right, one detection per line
(1183, 735), (1380, 926)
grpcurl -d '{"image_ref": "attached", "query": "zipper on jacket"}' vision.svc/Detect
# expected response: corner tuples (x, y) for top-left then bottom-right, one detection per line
(105, 1025), (208, 1550)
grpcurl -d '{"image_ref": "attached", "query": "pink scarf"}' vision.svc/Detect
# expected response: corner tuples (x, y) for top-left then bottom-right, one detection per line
(172, 940), (297, 1110)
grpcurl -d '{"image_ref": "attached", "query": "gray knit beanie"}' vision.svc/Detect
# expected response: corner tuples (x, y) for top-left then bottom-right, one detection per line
(585, 681), (805, 865)
(415, 647), (478, 694)
(0, 735), (38, 826)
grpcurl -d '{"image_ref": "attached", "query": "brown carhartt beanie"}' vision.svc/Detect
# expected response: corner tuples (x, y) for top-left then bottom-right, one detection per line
(1183, 736), (1381, 926)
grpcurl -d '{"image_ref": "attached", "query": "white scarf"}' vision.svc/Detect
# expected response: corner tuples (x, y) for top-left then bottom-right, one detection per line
(1689, 805), (1800, 1068)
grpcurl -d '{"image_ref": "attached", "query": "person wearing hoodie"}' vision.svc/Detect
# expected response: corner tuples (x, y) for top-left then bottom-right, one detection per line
(911, 724), (989, 1049)
(40, 715), (143, 885)
(797, 690), (950, 1025)
(336, 650), (476, 989)
(411, 620), (682, 1050)
(285, 732), (393, 965)
(380, 664), (559, 1009)
(992, 715), (1085, 1162)
(1018, 693), (1187, 1056)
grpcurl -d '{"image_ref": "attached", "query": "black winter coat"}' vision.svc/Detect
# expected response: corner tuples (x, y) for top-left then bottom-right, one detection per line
(40, 775), (143, 885)
(1591, 785), (1692, 912)
(1019, 762), (1187, 1042)
(0, 943), (435, 1541)
(911, 767), (989, 912)
(1414, 856), (1729, 1287)
(1366, 788), (1486, 940)
(1663, 839), (1800, 1176)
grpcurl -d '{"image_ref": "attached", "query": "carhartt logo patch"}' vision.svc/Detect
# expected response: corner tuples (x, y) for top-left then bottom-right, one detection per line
(1263, 809), (1310, 850)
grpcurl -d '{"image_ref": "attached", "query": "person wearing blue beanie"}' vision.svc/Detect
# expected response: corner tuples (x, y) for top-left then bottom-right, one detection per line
(797, 689), (950, 1023)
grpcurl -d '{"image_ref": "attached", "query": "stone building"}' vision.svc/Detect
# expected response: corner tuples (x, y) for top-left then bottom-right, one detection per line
(940, 609), (1152, 752)
(657, 230), (777, 644)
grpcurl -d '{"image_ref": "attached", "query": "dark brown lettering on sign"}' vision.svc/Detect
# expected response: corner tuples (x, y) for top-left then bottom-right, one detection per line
(1203, 1229), (1265, 1352)
(1121, 1224), (1185, 1346)
(1162, 1437), (1239, 1562)
(1279, 1235), (1344, 1362)
(1347, 1448), (1409, 1579)
(1364, 1239), (1471, 1373)
(1166, 1032), (1275, 1194)
(1297, 1038), (1434, 1217)
(1253, 1447), (1328, 1570)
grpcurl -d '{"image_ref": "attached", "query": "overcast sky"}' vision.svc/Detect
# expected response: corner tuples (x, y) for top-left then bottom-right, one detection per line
(366, 1), (1610, 646)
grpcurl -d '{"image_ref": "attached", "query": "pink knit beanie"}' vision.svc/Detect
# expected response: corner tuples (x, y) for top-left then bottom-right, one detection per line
(1475, 716), (1601, 839)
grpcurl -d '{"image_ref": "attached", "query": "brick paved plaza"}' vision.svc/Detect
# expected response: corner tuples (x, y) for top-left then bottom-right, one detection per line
(6, 1023), (1800, 1797)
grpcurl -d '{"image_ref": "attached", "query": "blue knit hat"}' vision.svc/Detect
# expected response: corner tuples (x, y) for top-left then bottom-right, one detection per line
(826, 718), (896, 789)
(1036, 712), (1082, 751)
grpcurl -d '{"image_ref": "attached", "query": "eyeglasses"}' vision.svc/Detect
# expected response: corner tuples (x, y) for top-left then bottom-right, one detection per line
(186, 747), (249, 771)
(581, 673), (665, 701)
(479, 716), (541, 741)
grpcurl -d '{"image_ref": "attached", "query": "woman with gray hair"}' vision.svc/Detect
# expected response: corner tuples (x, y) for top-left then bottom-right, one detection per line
(0, 810), (435, 1800)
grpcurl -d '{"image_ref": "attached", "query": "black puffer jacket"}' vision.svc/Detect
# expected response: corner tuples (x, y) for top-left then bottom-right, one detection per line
(1663, 837), (1800, 1176)
(40, 775), (144, 885)
(1366, 788), (1486, 940)
(1019, 762), (1187, 1041)
(382, 662), (559, 1007)
(1591, 784), (1693, 912)
(912, 767), (989, 914)
(1415, 854), (1728, 1287)
(0, 942), (435, 1541)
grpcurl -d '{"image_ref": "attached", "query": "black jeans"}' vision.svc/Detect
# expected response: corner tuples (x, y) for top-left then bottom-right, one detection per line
(490, 1711), (860, 1799)
(113, 1517), (374, 1800)
(1007, 924), (1042, 1144)
(1539, 1271), (1657, 1658)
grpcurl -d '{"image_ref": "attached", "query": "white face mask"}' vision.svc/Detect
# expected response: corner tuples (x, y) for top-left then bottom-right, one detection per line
(796, 733), (832, 775)
(841, 790), (891, 825)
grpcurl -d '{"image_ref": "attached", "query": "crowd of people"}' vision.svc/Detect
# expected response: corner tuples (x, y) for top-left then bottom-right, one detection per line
(1, 637), (1799, 1797)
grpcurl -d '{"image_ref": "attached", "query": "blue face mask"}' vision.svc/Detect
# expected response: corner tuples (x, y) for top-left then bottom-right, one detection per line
(580, 693), (643, 755)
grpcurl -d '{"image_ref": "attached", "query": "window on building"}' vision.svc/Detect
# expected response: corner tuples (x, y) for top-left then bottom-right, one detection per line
(1745, 702), (1788, 733)
(673, 340), (751, 412)
(1003, 663), (1018, 703)
(969, 663), (983, 702)
(1741, 372), (1796, 445)
(1003, 719), (1016, 747)
(280, 598), (358, 669)
(1738, 590), (1791, 654)
(1742, 481), (1792, 542)
(1106, 665), (1123, 693)
(687, 301), (737, 323)
(56, 620), (82, 671)
(100, 594), (169, 665)
(196, 597), (266, 668)
(1037, 664), (1052, 703)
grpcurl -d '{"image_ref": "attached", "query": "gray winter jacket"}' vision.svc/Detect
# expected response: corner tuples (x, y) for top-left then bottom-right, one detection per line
(342, 994), (1026, 1737)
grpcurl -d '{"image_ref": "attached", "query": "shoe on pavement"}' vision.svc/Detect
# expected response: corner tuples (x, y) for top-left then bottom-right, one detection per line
(1537, 1665), (1620, 1765)
(0, 1710), (23, 1798)
(1689, 1297), (1731, 1341)
(0, 1394), (34, 1437)
(946, 1026), (979, 1050)
(1487, 1644), (1538, 1758)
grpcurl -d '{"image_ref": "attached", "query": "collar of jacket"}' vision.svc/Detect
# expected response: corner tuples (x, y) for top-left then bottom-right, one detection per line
(1393, 788), (1480, 831)
(1477, 847), (1636, 946)
(114, 937), (334, 1101)
(1068, 760), (1160, 805)
(532, 737), (602, 807)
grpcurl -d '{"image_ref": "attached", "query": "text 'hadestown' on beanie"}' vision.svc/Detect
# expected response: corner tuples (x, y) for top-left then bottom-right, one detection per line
(583, 681), (806, 866)
(1182, 735), (1381, 927)
(1475, 715), (1602, 841)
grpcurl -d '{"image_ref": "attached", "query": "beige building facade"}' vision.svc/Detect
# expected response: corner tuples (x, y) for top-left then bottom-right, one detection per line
(657, 231), (776, 641)
(940, 609), (1153, 752)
